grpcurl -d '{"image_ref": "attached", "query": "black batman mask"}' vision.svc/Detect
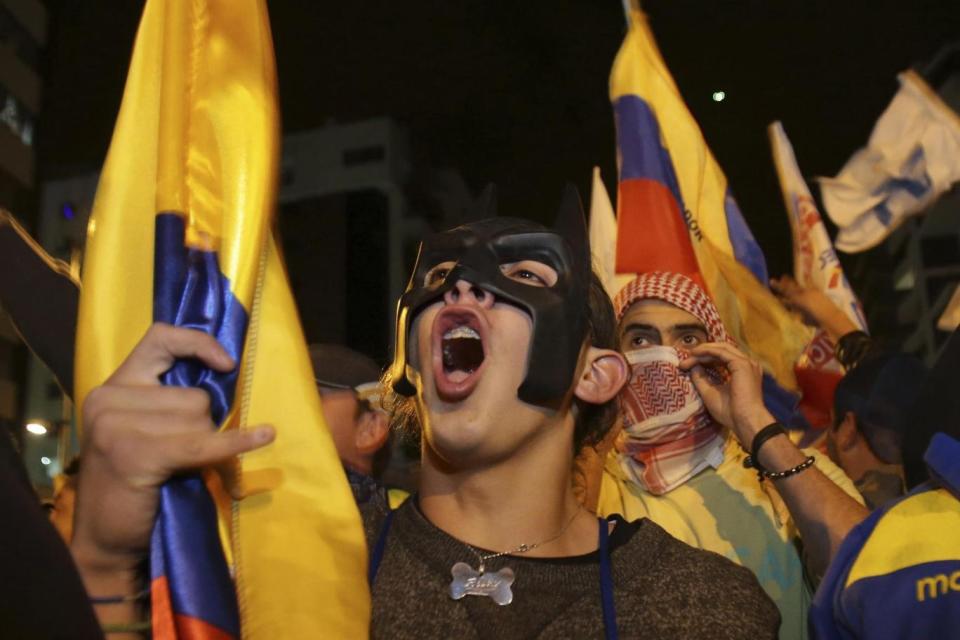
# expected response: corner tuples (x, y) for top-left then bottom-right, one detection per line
(388, 183), (592, 409)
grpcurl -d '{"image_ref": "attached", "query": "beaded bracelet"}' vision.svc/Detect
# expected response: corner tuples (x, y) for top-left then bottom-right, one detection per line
(762, 455), (816, 480)
(743, 422), (815, 481)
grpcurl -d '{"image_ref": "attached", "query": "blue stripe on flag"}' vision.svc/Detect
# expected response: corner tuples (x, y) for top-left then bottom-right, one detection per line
(153, 212), (248, 421)
(150, 212), (249, 636)
(151, 477), (239, 635)
(723, 189), (769, 284)
(614, 95), (686, 211)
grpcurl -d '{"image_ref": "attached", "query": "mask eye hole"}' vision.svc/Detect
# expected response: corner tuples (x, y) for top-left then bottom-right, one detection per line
(424, 261), (456, 287)
(499, 260), (558, 287)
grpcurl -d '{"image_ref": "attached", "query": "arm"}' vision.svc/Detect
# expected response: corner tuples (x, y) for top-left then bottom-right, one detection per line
(681, 342), (869, 576)
(70, 324), (275, 638)
(769, 275), (859, 343)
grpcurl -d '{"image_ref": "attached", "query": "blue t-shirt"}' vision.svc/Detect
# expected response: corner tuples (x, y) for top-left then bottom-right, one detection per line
(810, 432), (960, 639)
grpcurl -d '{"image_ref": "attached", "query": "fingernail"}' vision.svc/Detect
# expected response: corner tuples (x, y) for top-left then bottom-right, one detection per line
(252, 426), (275, 443)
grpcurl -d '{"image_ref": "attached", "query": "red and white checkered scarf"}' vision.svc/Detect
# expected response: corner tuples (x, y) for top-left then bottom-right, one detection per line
(614, 272), (729, 495)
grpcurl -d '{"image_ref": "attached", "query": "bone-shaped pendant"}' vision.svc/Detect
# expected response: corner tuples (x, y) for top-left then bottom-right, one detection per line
(449, 562), (515, 606)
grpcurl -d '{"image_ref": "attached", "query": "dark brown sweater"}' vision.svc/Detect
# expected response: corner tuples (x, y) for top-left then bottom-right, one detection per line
(364, 499), (780, 639)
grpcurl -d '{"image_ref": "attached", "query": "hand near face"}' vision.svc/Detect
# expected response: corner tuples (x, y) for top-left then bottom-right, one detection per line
(71, 323), (275, 578)
(679, 342), (775, 446)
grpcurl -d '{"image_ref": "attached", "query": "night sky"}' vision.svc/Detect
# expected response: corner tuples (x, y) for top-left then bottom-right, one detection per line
(38, 1), (960, 278)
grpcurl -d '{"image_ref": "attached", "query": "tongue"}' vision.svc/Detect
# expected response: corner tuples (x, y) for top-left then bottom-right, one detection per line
(442, 337), (484, 374)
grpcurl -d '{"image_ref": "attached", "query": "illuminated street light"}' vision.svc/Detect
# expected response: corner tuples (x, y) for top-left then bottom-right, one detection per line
(41, 456), (52, 465)
(712, 91), (726, 102)
(26, 422), (48, 436)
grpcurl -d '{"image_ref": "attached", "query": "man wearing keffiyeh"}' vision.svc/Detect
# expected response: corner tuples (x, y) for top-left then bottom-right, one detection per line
(588, 271), (869, 640)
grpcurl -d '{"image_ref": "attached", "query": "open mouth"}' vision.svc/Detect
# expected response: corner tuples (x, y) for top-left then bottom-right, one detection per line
(432, 308), (487, 401)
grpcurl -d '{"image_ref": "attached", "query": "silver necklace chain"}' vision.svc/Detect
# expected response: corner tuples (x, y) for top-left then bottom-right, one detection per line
(466, 506), (584, 572)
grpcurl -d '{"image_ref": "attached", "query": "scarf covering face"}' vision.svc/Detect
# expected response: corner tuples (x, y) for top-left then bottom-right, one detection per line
(617, 346), (725, 494)
(614, 272), (730, 494)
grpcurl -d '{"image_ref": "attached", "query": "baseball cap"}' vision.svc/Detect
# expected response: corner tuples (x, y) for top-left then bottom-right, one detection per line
(309, 344), (383, 404)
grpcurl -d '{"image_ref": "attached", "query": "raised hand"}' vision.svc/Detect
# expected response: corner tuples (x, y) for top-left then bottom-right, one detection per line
(769, 274), (858, 341)
(679, 342), (774, 447)
(71, 323), (274, 588)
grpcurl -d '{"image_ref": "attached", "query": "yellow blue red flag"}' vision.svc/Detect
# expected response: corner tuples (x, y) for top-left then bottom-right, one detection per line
(74, 1), (369, 637)
(609, 7), (812, 410)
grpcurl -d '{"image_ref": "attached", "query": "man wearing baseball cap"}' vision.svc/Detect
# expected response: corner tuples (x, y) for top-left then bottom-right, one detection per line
(829, 351), (927, 510)
(310, 344), (392, 504)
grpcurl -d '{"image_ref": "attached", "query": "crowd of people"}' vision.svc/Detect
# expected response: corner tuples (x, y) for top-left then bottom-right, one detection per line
(1, 181), (958, 639)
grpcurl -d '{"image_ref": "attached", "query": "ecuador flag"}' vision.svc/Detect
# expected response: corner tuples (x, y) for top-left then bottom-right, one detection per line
(74, 1), (369, 637)
(610, 7), (812, 395)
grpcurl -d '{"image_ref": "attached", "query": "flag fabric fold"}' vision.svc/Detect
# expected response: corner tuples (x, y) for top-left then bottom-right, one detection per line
(770, 121), (869, 428)
(589, 166), (634, 299)
(818, 70), (960, 253)
(74, 1), (369, 637)
(609, 9), (812, 400)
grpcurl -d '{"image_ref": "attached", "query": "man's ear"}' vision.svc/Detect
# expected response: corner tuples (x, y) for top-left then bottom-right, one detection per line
(573, 347), (628, 405)
(355, 411), (390, 455)
(836, 412), (859, 451)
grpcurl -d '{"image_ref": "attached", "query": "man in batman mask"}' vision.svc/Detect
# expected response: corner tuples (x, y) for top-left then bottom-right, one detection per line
(68, 185), (779, 638)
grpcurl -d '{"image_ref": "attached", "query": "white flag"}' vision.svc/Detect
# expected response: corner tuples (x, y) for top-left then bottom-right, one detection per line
(818, 70), (960, 253)
(588, 166), (633, 298)
(770, 121), (868, 331)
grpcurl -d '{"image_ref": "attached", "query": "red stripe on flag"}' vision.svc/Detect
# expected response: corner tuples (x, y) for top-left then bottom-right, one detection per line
(615, 177), (702, 283)
(152, 576), (177, 640)
(175, 614), (237, 640)
(152, 575), (238, 640)
(795, 366), (843, 430)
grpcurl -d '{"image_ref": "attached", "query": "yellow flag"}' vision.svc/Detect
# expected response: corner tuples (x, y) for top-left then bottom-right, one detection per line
(74, 1), (369, 637)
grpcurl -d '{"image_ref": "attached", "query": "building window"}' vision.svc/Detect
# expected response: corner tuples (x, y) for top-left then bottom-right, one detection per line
(0, 90), (34, 146)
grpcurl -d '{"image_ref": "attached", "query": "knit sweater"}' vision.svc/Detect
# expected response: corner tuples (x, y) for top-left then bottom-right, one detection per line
(363, 498), (780, 639)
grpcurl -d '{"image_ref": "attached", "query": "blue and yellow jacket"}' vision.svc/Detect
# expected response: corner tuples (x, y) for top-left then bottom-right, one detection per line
(810, 432), (960, 639)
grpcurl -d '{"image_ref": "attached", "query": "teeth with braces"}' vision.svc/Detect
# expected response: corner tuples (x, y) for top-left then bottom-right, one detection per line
(443, 326), (480, 340)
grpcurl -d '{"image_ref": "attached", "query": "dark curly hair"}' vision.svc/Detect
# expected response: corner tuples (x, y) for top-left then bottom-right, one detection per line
(381, 271), (621, 454)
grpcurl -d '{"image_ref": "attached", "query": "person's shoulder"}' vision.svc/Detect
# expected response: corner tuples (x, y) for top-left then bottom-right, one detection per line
(845, 486), (960, 582)
(811, 484), (960, 639)
(626, 517), (758, 580)
(615, 518), (780, 638)
(358, 491), (394, 547)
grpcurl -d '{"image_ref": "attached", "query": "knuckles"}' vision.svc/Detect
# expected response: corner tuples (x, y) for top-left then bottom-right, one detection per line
(181, 437), (207, 458)
(180, 387), (212, 415)
(144, 321), (175, 343)
(81, 386), (109, 426)
(82, 385), (216, 460)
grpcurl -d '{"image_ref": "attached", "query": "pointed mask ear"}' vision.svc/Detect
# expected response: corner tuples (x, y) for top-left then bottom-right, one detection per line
(471, 183), (498, 220)
(553, 183), (589, 271)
